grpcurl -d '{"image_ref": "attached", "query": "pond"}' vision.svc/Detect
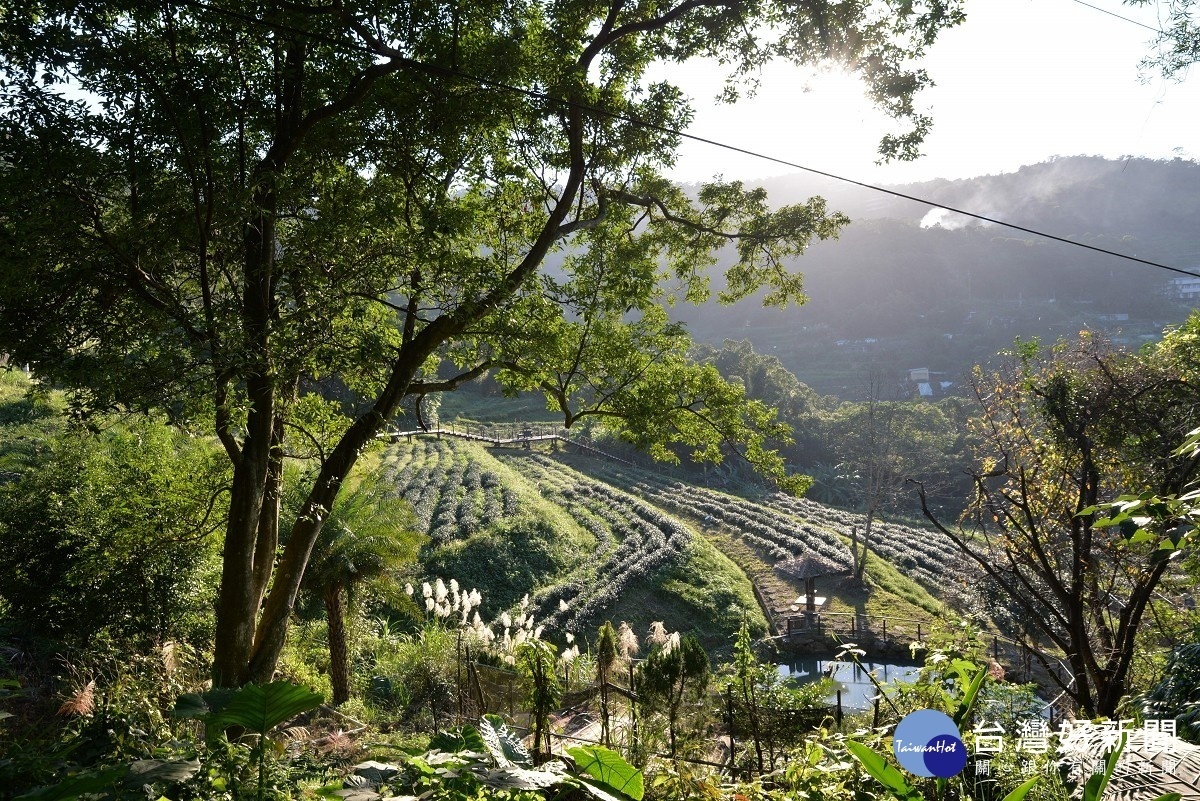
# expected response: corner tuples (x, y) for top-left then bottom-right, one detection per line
(779, 655), (921, 711)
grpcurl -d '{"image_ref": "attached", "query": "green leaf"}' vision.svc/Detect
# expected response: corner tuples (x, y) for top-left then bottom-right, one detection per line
(127, 758), (201, 783)
(1082, 738), (1124, 801)
(578, 776), (639, 801)
(480, 714), (531, 767)
(843, 740), (922, 801)
(172, 692), (211, 720)
(479, 765), (566, 791)
(209, 681), (323, 736)
(953, 667), (989, 727)
(1000, 775), (1040, 801)
(567, 745), (644, 801)
(1150, 794), (1182, 801)
(15, 765), (129, 800)
(173, 687), (237, 721)
(429, 725), (487, 755)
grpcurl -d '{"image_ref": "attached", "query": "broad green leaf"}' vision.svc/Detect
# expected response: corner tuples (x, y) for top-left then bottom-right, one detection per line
(347, 760), (402, 785)
(481, 714), (531, 767)
(173, 687), (237, 721)
(127, 757), (201, 783)
(843, 740), (922, 801)
(172, 692), (210, 719)
(1001, 776), (1040, 801)
(1150, 794), (1182, 801)
(567, 745), (644, 801)
(479, 765), (567, 791)
(579, 775), (639, 801)
(15, 765), (129, 800)
(332, 789), (381, 801)
(209, 681), (323, 736)
(429, 725), (487, 755)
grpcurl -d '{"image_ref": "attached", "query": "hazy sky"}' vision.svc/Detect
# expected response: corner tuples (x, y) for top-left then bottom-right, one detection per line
(654, 0), (1200, 185)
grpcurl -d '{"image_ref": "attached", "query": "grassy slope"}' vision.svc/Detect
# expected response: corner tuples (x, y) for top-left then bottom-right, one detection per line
(1, 372), (947, 657)
(493, 449), (769, 647)
(590, 525), (768, 651)
(0, 372), (66, 474)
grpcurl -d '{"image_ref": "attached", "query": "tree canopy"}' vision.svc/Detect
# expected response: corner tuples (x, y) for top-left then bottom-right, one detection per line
(919, 319), (1200, 717)
(0, 0), (963, 686)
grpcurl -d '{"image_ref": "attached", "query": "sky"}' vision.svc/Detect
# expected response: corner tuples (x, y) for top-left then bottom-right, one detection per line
(652, 0), (1200, 186)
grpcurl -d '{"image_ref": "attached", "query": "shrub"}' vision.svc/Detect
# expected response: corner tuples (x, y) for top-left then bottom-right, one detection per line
(0, 418), (227, 648)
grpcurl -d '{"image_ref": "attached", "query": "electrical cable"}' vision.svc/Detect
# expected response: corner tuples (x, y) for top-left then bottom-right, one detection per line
(1068, 0), (1166, 34)
(175, 0), (1200, 279)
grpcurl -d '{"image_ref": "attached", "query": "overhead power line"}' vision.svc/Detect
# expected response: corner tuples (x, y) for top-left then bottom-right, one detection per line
(1068, 0), (1166, 34)
(174, 0), (1200, 280)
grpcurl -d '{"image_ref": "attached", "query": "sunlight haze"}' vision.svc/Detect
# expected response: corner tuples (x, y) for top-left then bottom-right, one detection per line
(655, 0), (1200, 186)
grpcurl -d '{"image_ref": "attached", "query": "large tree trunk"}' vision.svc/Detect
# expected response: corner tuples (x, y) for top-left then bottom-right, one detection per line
(211, 372), (274, 686)
(243, 342), (436, 683)
(250, 411), (287, 614)
(212, 185), (279, 687)
(324, 582), (350, 705)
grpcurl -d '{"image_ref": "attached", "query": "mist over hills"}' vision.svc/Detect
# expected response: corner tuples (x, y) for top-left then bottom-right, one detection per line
(675, 156), (1200, 399)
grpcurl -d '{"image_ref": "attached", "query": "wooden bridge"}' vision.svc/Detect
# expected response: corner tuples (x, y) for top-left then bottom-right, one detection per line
(378, 421), (635, 466)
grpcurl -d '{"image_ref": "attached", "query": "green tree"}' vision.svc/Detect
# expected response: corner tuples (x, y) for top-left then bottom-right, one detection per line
(1127, 0), (1200, 79)
(695, 338), (836, 467)
(295, 468), (422, 705)
(828, 372), (954, 581)
(727, 620), (768, 774)
(0, 0), (963, 687)
(637, 633), (709, 758)
(918, 322), (1200, 717)
(595, 620), (619, 746)
(516, 638), (561, 760)
(0, 418), (227, 647)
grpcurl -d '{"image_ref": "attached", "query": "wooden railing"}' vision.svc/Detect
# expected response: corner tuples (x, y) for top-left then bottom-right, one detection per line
(379, 422), (635, 465)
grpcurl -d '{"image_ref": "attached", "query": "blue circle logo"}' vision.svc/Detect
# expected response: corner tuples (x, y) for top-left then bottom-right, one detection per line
(893, 710), (967, 778)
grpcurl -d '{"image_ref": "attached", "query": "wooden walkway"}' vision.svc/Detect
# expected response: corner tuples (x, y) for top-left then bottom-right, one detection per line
(378, 422), (635, 466)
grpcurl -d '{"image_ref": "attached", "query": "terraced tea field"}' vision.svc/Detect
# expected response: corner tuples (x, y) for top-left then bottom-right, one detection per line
(382, 436), (962, 642)
(382, 439), (767, 646)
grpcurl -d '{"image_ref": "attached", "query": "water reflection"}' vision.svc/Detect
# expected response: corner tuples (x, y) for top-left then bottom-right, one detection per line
(779, 656), (920, 711)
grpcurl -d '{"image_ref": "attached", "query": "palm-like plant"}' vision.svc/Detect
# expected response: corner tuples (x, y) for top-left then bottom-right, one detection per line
(297, 468), (422, 704)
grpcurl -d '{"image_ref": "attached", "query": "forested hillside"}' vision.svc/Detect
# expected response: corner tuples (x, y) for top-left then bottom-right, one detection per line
(676, 157), (1200, 397)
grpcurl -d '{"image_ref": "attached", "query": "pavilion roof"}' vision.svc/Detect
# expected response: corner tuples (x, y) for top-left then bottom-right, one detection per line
(773, 553), (851, 580)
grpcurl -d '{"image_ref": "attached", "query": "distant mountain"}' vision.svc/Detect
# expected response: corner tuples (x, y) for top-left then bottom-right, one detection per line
(674, 157), (1200, 399)
(754, 156), (1200, 255)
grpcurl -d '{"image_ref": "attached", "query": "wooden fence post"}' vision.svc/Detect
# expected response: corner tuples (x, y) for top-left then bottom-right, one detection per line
(629, 662), (638, 752)
(726, 686), (736, 777)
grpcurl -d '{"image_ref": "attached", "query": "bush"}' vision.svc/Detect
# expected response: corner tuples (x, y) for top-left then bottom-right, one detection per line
(0, 418), (228, 648)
